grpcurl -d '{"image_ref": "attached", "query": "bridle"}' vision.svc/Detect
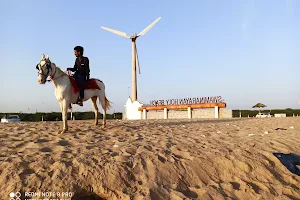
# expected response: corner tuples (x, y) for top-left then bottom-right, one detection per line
(36, 60), (62, 82)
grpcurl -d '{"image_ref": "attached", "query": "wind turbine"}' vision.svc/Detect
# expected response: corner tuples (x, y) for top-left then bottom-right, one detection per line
(101, 17), (161, 102)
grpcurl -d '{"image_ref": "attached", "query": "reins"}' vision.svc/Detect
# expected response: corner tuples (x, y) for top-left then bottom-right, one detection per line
(37, 60), (67, 82)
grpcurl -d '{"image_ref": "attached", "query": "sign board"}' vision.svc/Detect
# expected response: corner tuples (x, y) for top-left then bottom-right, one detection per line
(147, 96), (225, 106)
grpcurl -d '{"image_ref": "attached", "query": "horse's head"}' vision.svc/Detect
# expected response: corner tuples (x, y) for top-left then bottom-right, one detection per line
(36, 54), (53, 84)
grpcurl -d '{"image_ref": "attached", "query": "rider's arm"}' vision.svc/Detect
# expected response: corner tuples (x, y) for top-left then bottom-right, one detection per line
(85, 57), (90, 80)
(68, 60), (77, 72)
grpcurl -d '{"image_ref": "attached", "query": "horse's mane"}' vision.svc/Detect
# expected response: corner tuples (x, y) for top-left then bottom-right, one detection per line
(52, 62), (67, 76)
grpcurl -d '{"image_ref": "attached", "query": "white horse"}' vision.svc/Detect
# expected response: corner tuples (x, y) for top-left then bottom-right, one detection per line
(36, 54), (111, 133)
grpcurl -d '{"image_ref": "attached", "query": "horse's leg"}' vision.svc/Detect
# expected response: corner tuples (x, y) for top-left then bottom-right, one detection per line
(91, 96), (98, 126)
(59, 102), (64, 132)
(102, 106), (106, 128)
(99, 94), (106, 128)
(61, 100), (68, 134)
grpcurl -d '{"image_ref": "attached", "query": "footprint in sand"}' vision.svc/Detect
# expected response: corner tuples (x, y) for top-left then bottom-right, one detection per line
(246, 182), (262, 194)
(58, 140), (70, 146)
(144, 145), (153, 151)
(111, 152), (119, 157)
(15, 142), (28, 148)
(63, 150), (73, 154)
(40, 147), (52, 153)
(19, 168), (35, 179)
(136, 137), (144, 141)
(184, 186), (206, 198)
(130, 133), (136, 137)
(230, 182), (241, 190)
(157, 153), (167, 163)
(86, 146), (95, 150)
(118, 137), (126, 142)
(125, 147), (137, 155)
(63, 161), (73, 167)
(172, 150), (194, 160)
(37, 138), (49, 143)
(163, 149), (172, 155)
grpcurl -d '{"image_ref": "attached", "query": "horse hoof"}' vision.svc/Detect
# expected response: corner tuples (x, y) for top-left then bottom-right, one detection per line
(101, 125), (105, 129)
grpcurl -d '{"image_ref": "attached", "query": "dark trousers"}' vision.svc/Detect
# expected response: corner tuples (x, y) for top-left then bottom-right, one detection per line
(75, 74), (85, 99)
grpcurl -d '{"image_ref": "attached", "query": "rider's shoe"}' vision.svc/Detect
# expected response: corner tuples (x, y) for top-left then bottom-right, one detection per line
(76, 98), (83, 106)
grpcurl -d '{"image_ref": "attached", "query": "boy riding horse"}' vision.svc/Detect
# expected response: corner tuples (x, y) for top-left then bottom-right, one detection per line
(67, 46), (90, 106)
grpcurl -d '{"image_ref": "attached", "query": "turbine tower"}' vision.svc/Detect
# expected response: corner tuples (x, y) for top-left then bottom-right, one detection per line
(101, 17), (161, 102)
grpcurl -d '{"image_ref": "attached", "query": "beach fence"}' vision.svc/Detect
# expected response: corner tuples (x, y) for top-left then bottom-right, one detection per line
(124, 97), (232, 120)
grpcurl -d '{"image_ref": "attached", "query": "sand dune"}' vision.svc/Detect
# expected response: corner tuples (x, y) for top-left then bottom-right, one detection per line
(0, 118), (299, 200)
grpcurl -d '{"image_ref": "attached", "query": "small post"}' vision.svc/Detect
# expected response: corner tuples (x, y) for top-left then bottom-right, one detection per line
(164, 108), (168, 119)
(42, 116), (44, 121)
(187, 107), (192, 119)
(215, 106), (219, 118)
(143, 109), (147, 120)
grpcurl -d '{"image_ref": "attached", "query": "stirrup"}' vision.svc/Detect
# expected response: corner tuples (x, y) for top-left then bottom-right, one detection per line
(76, 100), (83, 106)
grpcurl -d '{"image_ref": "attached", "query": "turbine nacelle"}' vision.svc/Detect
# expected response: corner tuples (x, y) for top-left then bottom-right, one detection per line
(130, 34), (138, 40)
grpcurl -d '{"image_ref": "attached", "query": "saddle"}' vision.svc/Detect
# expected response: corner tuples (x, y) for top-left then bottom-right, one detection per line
(68, 76), (101, 94)
(68, 76), (101, 109)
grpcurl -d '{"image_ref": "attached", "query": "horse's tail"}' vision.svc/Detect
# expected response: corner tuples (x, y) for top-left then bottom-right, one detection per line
(104, 95), (112, 110)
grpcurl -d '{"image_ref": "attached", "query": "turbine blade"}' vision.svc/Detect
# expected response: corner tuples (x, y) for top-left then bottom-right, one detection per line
(138, 17), (161, 36)
(135, 43), (141, 74)
(101, 26), (130, 39)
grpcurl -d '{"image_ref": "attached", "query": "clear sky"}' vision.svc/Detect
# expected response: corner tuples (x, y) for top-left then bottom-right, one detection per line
(0, 0), (299, 114)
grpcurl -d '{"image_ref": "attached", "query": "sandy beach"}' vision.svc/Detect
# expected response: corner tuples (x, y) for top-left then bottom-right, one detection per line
(0, 117), (299, 200)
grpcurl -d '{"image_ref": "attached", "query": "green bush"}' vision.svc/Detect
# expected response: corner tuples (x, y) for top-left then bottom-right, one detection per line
(0, 111), (123, 122)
